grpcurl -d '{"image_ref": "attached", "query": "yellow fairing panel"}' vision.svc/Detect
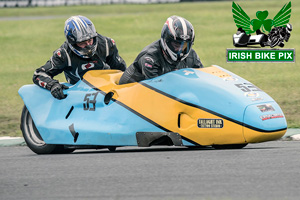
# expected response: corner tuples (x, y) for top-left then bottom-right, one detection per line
(244, 128), (286, 143)
(197, 65), (232, 78)
(83, 69), (246, 146)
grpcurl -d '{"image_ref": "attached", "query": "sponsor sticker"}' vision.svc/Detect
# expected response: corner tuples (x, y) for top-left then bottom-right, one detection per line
(82, 63), (95, 70)
(251, 97), (264, 102)
(197, 119), (224, 128)
(223, 77), (238, 81)
(245, 92), (259, 98)
(260, 113), (284, 121)
(183, 70), (195, 75)
(257, 104), (275, 112)
(56, 50), (61, 57)
(180, 35), (190, 40)
(38, 80), (47, 88)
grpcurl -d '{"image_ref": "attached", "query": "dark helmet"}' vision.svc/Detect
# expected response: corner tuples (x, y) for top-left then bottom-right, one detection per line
(64, 15), (98, 58)
(160, 16), (195, 62)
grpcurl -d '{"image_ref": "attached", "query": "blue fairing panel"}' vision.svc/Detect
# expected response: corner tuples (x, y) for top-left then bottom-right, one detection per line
(18, 82), (164, 146)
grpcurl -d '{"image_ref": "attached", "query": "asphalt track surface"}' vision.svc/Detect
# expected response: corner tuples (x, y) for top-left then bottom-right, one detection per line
(1, 141), (300, 200)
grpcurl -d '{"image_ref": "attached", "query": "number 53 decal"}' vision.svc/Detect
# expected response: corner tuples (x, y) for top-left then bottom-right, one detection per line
(235, 83), (261, 92)
(83, 92), (99, 111)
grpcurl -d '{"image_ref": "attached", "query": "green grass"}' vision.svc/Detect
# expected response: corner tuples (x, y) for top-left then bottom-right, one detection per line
(0, 0), (299, 136)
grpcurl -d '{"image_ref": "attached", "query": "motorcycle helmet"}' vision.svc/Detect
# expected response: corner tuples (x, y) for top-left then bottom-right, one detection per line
(286, 23), (292, 32)
(160, 16), (195, 62)
(64, 15), (98, 58)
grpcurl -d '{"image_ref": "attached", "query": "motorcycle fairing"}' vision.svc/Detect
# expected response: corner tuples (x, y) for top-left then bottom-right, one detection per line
(19, 66), (287, 146)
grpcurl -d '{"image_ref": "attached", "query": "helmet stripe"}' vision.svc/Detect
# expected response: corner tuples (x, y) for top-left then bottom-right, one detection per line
(75, 17), (85, 32)
(72, 17), (81, 31)
(166, 17), (176, 39)
(79, 16), (88, 28)
(73, 16), (90, 40)
(178, 16), (188, 38)
(72, 18), (83, 41)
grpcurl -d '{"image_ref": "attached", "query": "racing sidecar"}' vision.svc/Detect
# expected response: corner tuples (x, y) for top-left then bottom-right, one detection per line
(233, 28), (268, 47)
(19, 65), (287, 154)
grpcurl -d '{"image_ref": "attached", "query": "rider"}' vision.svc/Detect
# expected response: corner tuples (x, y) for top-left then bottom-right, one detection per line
(33, 15), (126, 99)
(268, 23), (292, 48)
(119, 15), (203, 84)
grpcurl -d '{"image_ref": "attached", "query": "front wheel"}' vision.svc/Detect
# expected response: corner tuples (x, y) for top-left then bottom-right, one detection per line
(20, 105), (74, 154)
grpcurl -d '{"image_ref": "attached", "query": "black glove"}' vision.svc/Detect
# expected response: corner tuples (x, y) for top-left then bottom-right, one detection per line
(50, 83), (69, 100)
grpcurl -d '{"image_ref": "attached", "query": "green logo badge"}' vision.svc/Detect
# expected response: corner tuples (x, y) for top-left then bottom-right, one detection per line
(227, 1), (295, 62)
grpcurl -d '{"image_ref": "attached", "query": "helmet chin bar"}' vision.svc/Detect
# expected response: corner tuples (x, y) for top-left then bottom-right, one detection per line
(69, 37), (98, 58)
(180, 47), (192, 61)
(166, 43), (189, 62)
(81, 45), (94, 57)
(161, 38), (177, 63)
(166, 46), (179, 62)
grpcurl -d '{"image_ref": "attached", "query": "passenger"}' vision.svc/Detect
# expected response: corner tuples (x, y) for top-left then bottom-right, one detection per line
(119, 15), (203, 84)
(33, 15), (126, 99)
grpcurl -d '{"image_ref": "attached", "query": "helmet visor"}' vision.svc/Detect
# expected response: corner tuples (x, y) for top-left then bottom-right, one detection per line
(167, 39), (191, 56)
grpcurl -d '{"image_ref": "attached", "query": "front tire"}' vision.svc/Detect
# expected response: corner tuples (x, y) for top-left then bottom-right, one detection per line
(20, 105), (74, 154)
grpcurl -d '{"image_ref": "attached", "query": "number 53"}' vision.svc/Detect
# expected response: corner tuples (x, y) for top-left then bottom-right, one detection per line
(83, 92), (99, 111)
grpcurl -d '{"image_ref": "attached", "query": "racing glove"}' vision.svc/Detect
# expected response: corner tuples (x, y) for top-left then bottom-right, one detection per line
(50, 83), (69, 100)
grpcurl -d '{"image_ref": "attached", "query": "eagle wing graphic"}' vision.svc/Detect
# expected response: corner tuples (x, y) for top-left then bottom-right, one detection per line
(273, 1), (291, 27)
(232, 2), (254, 34)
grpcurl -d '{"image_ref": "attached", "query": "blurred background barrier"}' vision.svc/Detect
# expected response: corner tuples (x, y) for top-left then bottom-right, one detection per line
(0, 0), (184, 7)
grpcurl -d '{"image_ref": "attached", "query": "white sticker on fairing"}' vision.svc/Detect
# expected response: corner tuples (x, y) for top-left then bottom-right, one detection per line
(260, 114), (284, 121)
(183, 70), (194, 75)
(197, 119), (224, 128)
(223, 77), (238, 81)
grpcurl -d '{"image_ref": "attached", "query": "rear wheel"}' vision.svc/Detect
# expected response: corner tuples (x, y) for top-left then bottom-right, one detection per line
(20, 105), (74, 154)
(212, 143), (248, 150)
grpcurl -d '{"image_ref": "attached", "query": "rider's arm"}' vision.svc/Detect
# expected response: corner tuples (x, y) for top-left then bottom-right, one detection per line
(139, 56), (161, 80)
(33, 48), (67, 90)
(188, 49), (204, 68)
(105, 38), (127, 71)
